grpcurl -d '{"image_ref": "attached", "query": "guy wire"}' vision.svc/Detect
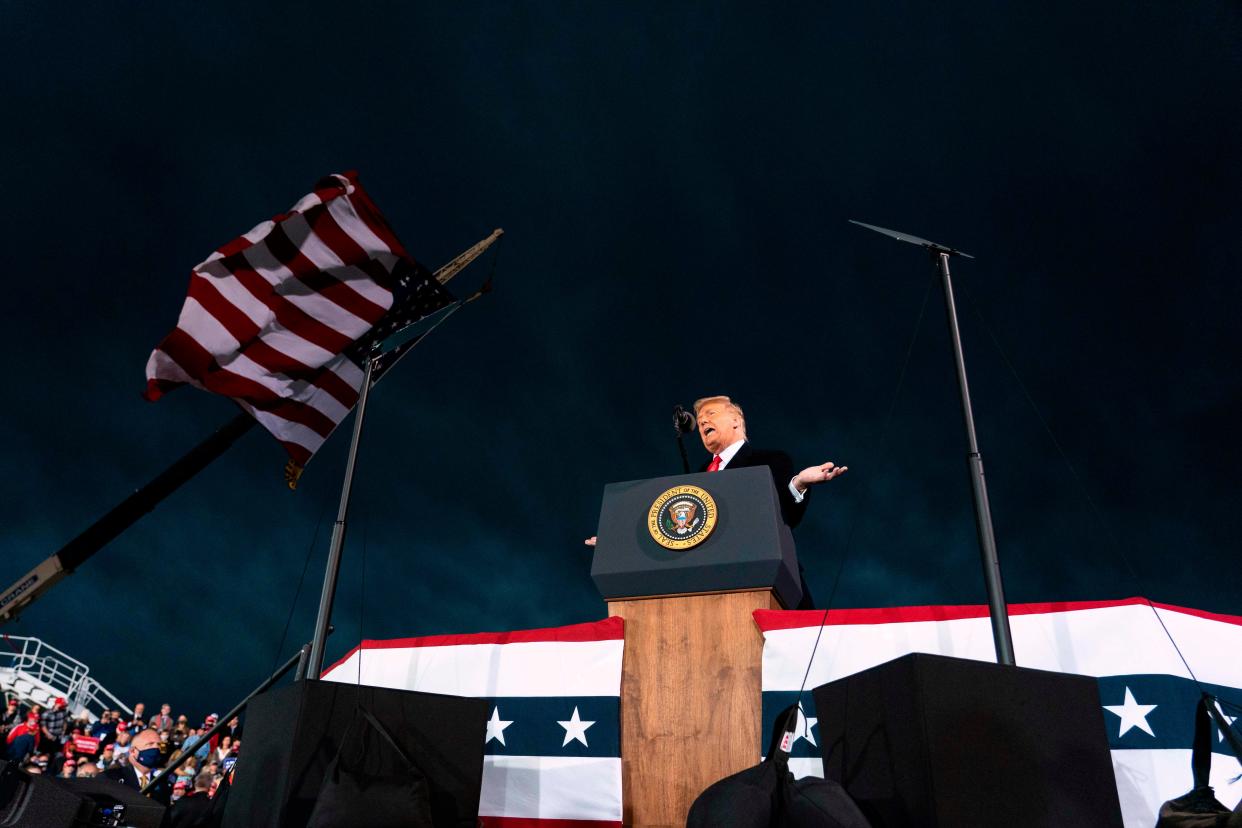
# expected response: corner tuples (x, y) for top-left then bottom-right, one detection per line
(956, 279), (1227, 702)
(792, 269), (939, 709)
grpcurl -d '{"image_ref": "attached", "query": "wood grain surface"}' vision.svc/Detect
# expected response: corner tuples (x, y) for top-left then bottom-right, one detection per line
(607, 588), (780, 827)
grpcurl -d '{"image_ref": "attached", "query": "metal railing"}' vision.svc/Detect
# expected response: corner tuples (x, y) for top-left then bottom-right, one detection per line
(0, 633), (130, 720)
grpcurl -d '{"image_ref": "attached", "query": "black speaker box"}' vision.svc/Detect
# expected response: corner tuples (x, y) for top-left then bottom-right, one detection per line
(60, 776), (167, 828)
(0, 761), (85, 828)
(222, 680), (489, 828)
(813, 653), (1124, 828)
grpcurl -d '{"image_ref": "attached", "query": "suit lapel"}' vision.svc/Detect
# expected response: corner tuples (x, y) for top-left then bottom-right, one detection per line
(726, 441), (753, 469)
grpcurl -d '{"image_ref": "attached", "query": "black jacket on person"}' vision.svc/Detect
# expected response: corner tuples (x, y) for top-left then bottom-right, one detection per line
(168, 790), (214, 827)
(102, 762), (173, 806)
(700, 443), (816, 609)
(700, 443), (810, 529)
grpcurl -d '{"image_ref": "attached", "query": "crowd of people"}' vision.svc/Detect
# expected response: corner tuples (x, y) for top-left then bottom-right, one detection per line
(2, 694), (241, 818)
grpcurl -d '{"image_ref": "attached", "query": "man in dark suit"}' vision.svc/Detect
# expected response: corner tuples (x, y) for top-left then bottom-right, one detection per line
(693, 395), (847, 609)
(692, 395), (846, 527)
(167, 771), (215, 827)
(102, 726), (173, 805)
(584, 395), (847, 602)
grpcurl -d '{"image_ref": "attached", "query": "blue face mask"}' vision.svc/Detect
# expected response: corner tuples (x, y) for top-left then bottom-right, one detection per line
(135, 747), (166, 769)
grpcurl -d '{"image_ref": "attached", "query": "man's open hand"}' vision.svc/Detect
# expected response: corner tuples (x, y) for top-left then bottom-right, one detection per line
(794, 461), (848, 492)
(584, 536), (597, 547)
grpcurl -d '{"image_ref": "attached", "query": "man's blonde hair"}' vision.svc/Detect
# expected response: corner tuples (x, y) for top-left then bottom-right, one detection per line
(693, 396), (746, 431)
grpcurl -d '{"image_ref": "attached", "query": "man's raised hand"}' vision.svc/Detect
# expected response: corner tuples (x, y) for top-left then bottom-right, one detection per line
(794, 461), (848, 492)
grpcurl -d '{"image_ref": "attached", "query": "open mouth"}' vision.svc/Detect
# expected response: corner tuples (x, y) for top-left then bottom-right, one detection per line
(704, 426), (716, 435)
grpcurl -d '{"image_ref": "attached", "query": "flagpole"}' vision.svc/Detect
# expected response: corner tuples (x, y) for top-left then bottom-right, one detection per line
(302, 228), (502, 679)
(305, 350), (378, 680)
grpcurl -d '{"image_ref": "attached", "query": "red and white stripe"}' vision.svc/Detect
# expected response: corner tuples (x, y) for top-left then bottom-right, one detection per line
(322, 618), (625, 828)
(144, 172), (411, 466)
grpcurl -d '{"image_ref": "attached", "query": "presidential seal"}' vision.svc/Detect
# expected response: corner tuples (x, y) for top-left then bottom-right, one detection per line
(647, 485), (718, 550)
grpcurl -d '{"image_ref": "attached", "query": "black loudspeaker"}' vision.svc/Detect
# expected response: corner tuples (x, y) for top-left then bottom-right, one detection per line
(223, 680), (489, 828)
(60, 776), (167, 828)
(0, 761), (84, 828)
(813, 653), (1124, 828)
(0, 761), (168, 828)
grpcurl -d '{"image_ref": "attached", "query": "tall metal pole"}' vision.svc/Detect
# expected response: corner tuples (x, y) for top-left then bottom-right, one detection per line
(935, 251), (1016, 665)
(305, 353), (378, 679)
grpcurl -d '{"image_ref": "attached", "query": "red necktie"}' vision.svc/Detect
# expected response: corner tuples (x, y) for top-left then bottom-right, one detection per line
(706, 455), (722, 472)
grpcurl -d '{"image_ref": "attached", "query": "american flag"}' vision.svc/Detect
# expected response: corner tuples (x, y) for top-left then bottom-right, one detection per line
(144, 172), (453, 469)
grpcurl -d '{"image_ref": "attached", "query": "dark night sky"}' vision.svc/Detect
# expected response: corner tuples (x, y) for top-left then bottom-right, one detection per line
(3, 2), (1240, 721)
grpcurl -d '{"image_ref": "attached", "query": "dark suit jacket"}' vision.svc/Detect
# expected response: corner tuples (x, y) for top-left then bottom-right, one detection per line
(102, 762), (173, 806)
(168, 790), (214, 827)
(699, 443), (809, 529)
(700, 442), (816, 609)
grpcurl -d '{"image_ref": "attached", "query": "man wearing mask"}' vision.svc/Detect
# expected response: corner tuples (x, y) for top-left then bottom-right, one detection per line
(103, 728), (173, 805)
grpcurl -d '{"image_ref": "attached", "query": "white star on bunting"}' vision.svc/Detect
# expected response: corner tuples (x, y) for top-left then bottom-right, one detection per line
(1214, 703), (1238, 743)
(794, 703), (818, 747)
(486, 707), (513, 746)
(1103, 687), (1158, 737)
(558, 706), (596, 747)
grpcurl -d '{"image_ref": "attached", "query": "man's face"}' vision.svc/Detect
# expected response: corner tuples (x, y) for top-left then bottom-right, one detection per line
(161, 705), (171, 716)
(130, 732), (160, 772)
(134, 704), (144, 717)
(696, 402), (743, 455)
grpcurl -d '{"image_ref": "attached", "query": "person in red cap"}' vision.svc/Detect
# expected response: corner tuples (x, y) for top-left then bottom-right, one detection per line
(6, 712), (40, 764)
(112, 721), (132, 764)
(59, 758), (77, 778)
(42, 697), (69, 750)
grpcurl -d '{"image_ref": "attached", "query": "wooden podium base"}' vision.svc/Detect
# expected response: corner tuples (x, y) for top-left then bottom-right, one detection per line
(606, 588), (781, 827)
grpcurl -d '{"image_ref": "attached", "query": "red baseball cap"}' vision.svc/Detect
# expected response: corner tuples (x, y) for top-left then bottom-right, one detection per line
(63, 760), (75, 769)
(55, 697), (68, 708)
(115, 721), (128, 732)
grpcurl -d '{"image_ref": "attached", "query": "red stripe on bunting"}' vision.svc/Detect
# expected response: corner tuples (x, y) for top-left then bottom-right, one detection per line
(753, 596), (1242, 632)
(320, 617), (625, 679)
(480, 819), (623, 828)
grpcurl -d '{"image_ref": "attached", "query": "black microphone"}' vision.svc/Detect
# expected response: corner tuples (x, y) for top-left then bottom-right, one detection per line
(673, 405), (696, 435)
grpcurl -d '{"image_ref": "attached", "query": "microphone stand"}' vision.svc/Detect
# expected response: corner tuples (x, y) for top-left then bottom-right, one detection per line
(675, 432), (691, 474)
(673, 407), (692, 473)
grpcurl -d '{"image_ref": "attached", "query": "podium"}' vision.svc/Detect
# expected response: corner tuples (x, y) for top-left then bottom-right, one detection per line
(591, 467), (803, 826)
